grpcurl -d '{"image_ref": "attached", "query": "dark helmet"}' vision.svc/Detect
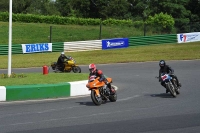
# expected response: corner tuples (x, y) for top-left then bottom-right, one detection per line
(159, 60), (166, 67)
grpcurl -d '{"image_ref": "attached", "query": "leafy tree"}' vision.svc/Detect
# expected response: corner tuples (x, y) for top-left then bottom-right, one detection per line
(147, 12), (175, 33)
(0, 0), (8, 12)
(89, 0), (132, 19)
(186, 0), (200, 32)
(28, 0), (60, 15)
(148, 0), (191, 32)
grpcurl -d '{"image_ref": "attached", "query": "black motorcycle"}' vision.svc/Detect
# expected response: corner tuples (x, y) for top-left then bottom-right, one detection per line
(157, 73), (180, 97)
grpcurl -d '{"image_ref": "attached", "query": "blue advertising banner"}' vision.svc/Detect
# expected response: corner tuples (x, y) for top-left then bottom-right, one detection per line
(102, 38), (129, 50)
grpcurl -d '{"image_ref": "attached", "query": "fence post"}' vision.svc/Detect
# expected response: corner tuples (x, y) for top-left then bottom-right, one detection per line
(50, 26), (52, 43)
(99, 19), (102, 39)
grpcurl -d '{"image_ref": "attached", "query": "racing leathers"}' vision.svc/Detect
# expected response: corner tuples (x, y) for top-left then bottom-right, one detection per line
(57, 55), (70, 71)
(88, 69), (115, 94)
(159, 65), (181, 89)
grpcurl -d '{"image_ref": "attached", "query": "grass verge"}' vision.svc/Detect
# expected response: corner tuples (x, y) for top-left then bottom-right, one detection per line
(0, 42), (200, 69)
(0, 21), (149, 44)
(0, 42), (199, 86)
(0, 73), (88, 86)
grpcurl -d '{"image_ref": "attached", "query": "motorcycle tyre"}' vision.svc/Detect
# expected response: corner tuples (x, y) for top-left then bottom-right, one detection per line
(173, 79), (180, 95)
(72, 66), (81, 73)
(167, 82), (176, 98)
(109, 86), (117, 102)
(91, 90), (102, 106)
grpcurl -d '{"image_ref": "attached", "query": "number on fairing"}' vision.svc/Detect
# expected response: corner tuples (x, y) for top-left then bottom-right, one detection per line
(89, 75), (96, 81)
(161, 74), (168, 81)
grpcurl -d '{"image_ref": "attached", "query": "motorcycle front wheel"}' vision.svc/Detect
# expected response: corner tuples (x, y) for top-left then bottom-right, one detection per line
(91, 90), (102, 106)
(167, 82), (177, 97)
(72, 66), (81, 73)
(109, 86), (117, 102)
(172, 79), (180, 95)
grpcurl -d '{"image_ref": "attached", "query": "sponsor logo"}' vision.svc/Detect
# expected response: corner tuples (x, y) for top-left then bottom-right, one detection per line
(180, 34), (199, 42)
(180, 34), (187, 42)
(25, 43), (49, 52)
(106, 41), (124, 47)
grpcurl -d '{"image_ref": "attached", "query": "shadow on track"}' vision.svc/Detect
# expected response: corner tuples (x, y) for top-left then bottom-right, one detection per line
(76, 101), (112, 106)
(150, 93), (175, 98)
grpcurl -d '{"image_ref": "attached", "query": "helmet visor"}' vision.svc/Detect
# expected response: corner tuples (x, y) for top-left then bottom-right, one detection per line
(89, 68), (94, 73)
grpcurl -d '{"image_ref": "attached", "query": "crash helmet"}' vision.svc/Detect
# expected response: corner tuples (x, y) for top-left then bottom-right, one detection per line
(89, 63), (96, 73)
(61, 52), (65, 57)
(159, 60), (166, 67)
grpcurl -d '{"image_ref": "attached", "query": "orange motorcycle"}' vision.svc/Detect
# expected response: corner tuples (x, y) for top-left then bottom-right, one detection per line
(86, 76), (117, 106)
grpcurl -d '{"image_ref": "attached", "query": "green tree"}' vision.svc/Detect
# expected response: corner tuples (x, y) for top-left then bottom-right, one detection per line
(55, 0), (74, 17)
(148, 0), (191, 32)
(147, 12), (175, 33)
(0, 0), (8, 12)
(27, 0), (60, 15)
(186, 0), (200, 32)
(0, 0), (60, 15)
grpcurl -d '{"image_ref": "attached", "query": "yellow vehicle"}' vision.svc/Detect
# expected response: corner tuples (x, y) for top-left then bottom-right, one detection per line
(51, 56), (81, 73)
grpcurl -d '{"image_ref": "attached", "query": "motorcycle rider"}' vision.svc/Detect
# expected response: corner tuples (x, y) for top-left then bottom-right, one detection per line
(57, 52), (70, 71)
(158, 60), (181, 93)
(88, 63), (115, 95)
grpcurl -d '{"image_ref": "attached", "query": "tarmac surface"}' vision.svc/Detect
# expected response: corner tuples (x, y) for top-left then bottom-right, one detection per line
(0, 60), (200, 133)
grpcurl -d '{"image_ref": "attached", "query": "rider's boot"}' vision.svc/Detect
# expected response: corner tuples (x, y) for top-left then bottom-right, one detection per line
(106, 82), (115, 94)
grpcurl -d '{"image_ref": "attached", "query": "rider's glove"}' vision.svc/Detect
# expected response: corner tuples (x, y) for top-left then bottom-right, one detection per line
(105, 81), (109, 85)
(169, 71), (174, 75)
(98, 78), (103, 82)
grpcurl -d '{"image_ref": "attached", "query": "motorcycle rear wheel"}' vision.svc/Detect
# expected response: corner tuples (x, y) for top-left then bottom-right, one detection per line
(72, 66), (81, 73)
(91, 90), (102, 106)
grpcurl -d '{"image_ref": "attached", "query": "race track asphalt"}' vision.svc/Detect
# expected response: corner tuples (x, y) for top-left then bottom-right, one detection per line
(0, 60), (200, 133)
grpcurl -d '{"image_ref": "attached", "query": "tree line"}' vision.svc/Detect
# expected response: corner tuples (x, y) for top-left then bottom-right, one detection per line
(0, 0), (199, 33)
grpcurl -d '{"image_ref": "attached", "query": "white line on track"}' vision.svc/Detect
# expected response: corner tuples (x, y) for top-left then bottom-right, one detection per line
(117, 95), (140, 101)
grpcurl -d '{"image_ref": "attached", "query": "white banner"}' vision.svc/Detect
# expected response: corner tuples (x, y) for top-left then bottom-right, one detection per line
(21, 43), (52, 54)
(177, 32), (200, 43)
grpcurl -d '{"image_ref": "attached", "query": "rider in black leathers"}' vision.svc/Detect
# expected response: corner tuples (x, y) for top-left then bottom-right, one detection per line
(57, 52), (70, 71)
(158, 60), (181, 93)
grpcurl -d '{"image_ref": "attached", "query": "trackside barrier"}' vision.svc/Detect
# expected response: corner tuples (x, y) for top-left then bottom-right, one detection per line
(0, 34), (179, 55)
(177, 32), (200, 43)
(0, 86), (6, 101)
(0, 80), (89, 101)
(0, 42), (64, 55)
(64, 40), (102, 52)
(129, 34), (177, 46)
(69, 80), (90, 96)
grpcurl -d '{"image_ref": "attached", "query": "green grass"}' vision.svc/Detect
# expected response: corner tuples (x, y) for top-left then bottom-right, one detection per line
(0, 21), (199, 86)
(0, 42), (199, 69)
(0, 73), (89, 86)
(0, 42), (199, 86)
(0, 21), (150, 44)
